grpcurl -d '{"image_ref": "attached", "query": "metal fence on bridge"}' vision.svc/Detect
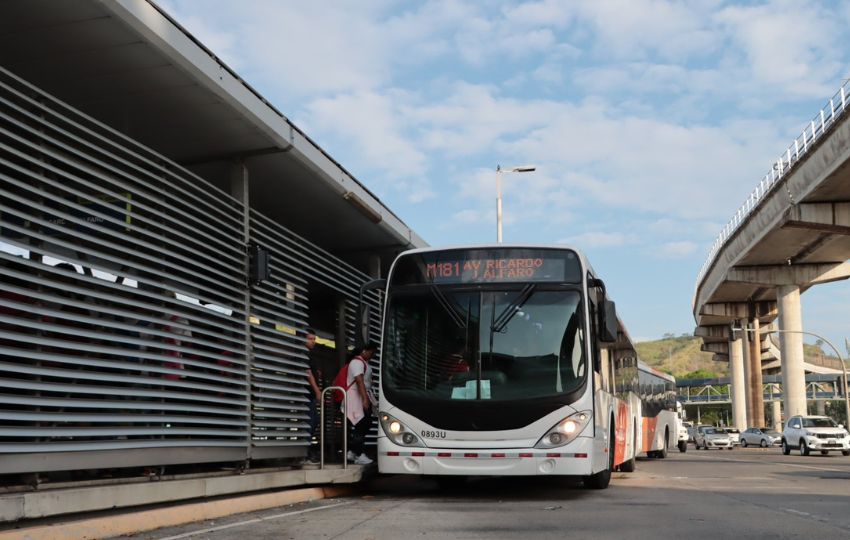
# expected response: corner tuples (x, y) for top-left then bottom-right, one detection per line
(697, 80), (850, 285)
(0, 65), (382, 474)
(677, 374), (844, 405)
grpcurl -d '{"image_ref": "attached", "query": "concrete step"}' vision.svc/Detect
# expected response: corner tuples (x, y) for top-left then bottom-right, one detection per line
(0, 464), (364, 524)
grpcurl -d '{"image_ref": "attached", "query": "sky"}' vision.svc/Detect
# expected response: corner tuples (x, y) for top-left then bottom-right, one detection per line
(161, 0), (850, 347)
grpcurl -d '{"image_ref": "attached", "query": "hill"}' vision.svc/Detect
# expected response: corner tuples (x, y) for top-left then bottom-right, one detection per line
(635, 334), (723, 379)
(636, 334), (839, 380)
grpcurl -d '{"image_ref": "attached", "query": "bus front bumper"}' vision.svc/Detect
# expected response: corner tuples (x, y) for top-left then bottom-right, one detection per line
(378, 438), (596, 476)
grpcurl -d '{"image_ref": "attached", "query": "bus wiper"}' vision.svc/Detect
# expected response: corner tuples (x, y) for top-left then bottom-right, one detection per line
(491, 284), (535, 333)
(430, 285), (466, 329)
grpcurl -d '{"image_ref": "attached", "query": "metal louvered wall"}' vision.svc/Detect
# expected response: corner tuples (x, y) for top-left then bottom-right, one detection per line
(0, 65), (383, 474)
(248, 210), (383, 459)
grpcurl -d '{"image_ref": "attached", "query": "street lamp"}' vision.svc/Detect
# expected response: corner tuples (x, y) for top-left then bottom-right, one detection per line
(749, 328), (850, 428)
(496, 164), (536, 243)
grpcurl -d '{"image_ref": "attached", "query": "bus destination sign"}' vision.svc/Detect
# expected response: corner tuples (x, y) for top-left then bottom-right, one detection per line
(424, 256), (566, 283)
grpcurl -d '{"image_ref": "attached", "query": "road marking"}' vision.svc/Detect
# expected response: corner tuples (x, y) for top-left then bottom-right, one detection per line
(783, 508), (830, 523)
(686, 452), (849, 473)
(156, 501), (354, 540)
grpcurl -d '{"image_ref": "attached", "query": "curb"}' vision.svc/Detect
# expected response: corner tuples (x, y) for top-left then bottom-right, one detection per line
(1, 486), (354, 540)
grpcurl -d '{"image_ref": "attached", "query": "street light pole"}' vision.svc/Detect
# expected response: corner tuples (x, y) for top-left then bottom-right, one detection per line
(496, 166), (503, 243)
(495, 164), (536, 243)
(756, 329), (850, 427)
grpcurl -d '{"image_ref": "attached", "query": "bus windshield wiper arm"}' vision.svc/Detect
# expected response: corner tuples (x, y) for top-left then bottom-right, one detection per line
(430, 285), (467, 329)
(491, 284), (535, 333)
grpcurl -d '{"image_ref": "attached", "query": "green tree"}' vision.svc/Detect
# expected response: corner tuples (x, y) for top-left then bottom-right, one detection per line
(700, 410), (722, 426)
(683, 369), (717, 380)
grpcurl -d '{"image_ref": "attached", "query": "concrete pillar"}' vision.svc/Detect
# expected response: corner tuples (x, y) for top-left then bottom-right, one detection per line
(741, 322), (753, 426)
(777, 284), (807, 418)
(816, 400), (826, 415)
(750, 317), (765, 427)
(772, 401), (782, 431)
(729, 333), (747, 429)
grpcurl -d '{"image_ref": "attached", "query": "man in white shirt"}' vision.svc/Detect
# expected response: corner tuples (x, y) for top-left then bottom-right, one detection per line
(345, 341), (378, 465)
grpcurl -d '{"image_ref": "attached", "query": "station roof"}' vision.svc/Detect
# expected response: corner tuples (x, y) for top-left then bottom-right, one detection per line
(0, 0), (427, 274)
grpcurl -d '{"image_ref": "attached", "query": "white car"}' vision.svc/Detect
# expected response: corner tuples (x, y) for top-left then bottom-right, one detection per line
(724, 427), (741, 445)
(695, 426), (733, 450)
(781, 415), (850, 456)
(739, 427), (781, 448)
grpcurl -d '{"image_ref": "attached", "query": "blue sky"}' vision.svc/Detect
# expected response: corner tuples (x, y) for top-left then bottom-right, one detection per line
(162, 0), (850, 346)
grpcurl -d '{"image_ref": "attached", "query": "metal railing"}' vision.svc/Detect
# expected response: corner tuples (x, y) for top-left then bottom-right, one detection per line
(319, 386), (348, 469)
(696, 80), (850, 290)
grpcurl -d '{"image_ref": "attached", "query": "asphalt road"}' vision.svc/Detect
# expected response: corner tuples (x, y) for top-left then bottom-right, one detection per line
(137, 446), (850, 539)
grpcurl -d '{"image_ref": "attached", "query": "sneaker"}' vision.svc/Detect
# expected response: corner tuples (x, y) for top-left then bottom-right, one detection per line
(346, 450), (357, 462)
(354, 453), (373, 465)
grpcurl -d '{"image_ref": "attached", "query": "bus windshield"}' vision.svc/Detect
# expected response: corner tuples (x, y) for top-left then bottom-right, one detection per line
(383, 286), (586, 404)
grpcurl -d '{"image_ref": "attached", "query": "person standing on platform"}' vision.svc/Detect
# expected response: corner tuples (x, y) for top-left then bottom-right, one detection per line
(345, 341), (379, 465)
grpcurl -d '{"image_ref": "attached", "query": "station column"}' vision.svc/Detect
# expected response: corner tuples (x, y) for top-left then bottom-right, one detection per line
(741, 320), (754, 426)
(749, 316), (765, 427)
(777, 284), (806, 418)
(729, 327), (747, 429)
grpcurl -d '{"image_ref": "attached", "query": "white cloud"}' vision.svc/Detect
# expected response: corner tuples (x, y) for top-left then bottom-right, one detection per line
(300, 91), (433, 200)
(558, 231), (636, 249)
(658, 241), (698, 258)
(574, 0), (719, 61)
(716, 1), (845, 98)
(453, 209), (484, 224)
(501, 0), (575, 28)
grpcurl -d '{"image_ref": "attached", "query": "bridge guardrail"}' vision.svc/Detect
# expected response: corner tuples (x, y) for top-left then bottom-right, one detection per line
(696, 80), (850, 292)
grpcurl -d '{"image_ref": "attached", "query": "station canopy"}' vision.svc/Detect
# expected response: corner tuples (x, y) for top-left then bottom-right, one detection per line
(0, 0), (426, 273)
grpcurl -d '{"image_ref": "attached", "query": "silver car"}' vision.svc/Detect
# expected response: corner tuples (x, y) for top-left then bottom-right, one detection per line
(695, 427), (733, 450)
(739, 427), (781, 448)
(724, 427), (741, 445)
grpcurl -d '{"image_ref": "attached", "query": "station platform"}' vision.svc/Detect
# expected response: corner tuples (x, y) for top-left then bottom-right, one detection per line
(0, 464), (366, 539)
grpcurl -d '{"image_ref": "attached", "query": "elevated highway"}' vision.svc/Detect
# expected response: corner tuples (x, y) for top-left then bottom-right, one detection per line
(693, 81), (850, 428)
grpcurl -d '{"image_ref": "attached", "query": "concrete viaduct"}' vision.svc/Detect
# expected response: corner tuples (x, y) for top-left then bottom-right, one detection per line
(693, 82), (850, 430)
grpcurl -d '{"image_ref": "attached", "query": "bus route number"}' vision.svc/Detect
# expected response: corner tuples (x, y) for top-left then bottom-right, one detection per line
(421, 430), (446, 439)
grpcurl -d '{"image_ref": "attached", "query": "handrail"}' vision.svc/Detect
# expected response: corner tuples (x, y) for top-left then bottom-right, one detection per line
(319, 386), (348, 470)
(695, 80), (850, 299)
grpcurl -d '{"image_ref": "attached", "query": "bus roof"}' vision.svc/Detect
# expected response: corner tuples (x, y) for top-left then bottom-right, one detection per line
(638, 360), (676, 383)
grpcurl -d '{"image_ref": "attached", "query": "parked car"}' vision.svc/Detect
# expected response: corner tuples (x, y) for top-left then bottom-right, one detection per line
(695, 426), (733, 450)
(688, 423), (710, 443)
(677, 420), (691, 452)
(724, 427), (741, 445)
(739, 427), (781, 448)
(781, 415), (850, 456)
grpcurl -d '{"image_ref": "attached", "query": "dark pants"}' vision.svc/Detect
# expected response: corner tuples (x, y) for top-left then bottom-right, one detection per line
(349, 416), (372, 456)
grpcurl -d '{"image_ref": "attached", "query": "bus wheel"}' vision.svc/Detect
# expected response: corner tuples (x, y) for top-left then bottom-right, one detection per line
(585, 424), (614, 489)
(678, 440), (687, 453)
(619, 425), (638, 473)
(657, 429), (669, 459)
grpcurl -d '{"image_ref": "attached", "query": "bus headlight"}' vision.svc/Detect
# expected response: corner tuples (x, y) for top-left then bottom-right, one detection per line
(534, 411), (591, 449)
(379, 413), (424, 447)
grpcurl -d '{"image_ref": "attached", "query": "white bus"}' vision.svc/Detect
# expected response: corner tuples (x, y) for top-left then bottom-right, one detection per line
(360, 245), (644, 489)
(635, 361), (678, 458)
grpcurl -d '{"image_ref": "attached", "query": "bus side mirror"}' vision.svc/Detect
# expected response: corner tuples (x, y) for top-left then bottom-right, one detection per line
(356, 278), (386, 350)
(599, 299), (618, 343)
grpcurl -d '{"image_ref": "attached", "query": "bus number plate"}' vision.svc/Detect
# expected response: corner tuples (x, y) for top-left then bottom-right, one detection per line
(421, 430), (446, 439)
